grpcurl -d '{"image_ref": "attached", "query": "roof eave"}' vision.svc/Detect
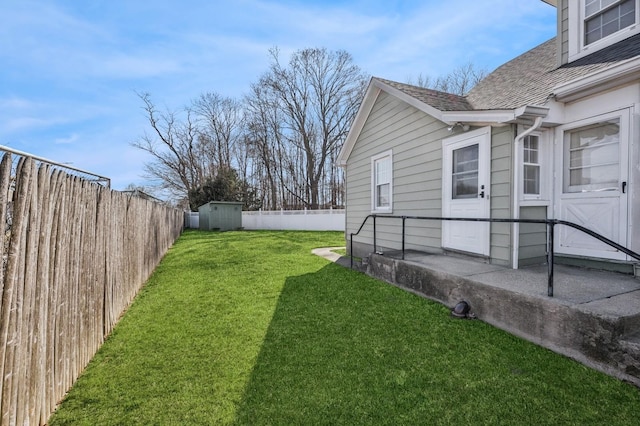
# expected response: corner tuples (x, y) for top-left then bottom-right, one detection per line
(373, 78), (446, 120)
(442, 110), (516, 125)
(338, 78), (552, 166)
(443, 105), (550, 127)
(338, 78), (448, 166)
(553, 56), (640, 102)
(337, 80), (381, 167)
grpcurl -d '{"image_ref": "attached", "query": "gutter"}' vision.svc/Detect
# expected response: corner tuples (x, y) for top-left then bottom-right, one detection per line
(511, 116), (544, 269)
(553, 56), (640, 102)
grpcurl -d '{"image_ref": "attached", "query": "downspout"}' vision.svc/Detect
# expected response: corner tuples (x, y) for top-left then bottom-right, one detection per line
(512, 116), (544, 269)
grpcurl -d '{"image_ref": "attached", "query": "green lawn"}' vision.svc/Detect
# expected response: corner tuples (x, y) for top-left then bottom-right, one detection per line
(49, 230), (640, 425)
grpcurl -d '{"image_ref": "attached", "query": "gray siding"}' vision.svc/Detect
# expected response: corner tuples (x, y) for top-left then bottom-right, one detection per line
(346, 93), (517, 267)
(519, 206), (548, 266)
(489, 125), (514, 267)
(345, 91), (446, 258)
(560, 0), (568, 65)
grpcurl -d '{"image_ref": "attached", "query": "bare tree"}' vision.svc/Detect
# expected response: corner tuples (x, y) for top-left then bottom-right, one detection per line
(408, 62), (487, 95)
(192, 93), (244, 169)
(244, 83), (284, 210)
(131, 92), (212, 206)
(133, 91), (251, 208)
(256, 47), (368, 209)
(133, 47), (367, 209)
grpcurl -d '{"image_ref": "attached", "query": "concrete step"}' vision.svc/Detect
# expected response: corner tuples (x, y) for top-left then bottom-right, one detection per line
(362, 251), (640, 386)
(618, 333), (640, 379)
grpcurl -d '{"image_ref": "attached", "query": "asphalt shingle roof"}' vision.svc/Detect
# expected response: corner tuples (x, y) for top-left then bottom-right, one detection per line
(375, 78), (474, 111)
(376, 33), (640, 112)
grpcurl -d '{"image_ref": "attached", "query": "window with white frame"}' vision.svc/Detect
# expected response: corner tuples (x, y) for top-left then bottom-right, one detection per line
(371, 150), (392, 212)
(519, 131), (550, 202)
(523, 135), (541, 197)
(585, 0), (636, 45)
(563, 119), (620, 193)
(569, 0), (639, 60)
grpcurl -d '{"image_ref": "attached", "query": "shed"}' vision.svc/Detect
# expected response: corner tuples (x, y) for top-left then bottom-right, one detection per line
(198, 201), (243, 231)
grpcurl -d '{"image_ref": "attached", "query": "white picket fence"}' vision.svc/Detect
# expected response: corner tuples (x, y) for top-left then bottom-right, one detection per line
(184, 209), (345, 231)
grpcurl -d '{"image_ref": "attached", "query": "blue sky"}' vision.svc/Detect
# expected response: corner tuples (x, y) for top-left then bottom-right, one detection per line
(0, 0), (556, 190)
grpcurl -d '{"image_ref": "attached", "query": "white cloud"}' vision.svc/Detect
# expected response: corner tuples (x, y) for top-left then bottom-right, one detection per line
(0, 0), (558, 195)
(54, 133), (80, 145)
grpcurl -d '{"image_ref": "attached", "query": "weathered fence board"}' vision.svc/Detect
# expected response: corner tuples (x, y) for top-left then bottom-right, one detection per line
(0, 153), (183, 425)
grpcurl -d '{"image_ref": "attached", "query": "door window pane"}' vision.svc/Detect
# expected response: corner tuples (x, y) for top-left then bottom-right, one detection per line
(452, 144), (478, 199)
(564, 120), (620, 192)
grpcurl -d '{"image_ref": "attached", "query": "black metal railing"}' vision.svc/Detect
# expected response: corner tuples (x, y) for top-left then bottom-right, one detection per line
(349, 215), (640, 297)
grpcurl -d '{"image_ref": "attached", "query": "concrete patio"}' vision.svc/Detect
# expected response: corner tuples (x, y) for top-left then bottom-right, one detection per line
(314, 247), (640, 387)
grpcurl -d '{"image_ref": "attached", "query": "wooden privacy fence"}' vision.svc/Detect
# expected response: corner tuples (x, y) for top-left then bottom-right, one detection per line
(0, 153), (183, 425)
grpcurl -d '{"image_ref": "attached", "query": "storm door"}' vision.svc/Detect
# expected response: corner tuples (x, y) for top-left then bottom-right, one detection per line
(555, 111), (630, 260)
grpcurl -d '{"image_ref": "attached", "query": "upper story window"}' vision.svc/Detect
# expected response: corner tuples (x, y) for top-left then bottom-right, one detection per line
(568, 0), (639, 61)
(585, 0), (636, 44)
(371, 150), (393, 212)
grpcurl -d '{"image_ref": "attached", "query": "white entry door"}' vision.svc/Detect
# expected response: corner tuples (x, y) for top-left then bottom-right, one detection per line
(442, 127), (491, 256)
(554, 111), (629, 260)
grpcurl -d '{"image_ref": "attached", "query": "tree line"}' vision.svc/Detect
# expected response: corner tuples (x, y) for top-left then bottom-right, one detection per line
(132, 47), (485, 211)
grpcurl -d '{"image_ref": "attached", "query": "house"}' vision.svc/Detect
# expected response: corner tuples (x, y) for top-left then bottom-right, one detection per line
(338, 0), (640, 273)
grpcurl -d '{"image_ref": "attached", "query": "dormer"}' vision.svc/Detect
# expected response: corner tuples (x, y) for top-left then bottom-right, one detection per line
(548, 0), (640, 65)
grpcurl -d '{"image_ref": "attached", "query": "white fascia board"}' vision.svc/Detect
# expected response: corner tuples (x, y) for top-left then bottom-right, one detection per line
(372, 79), (445, 121)
(338, 78), (446, 166)
(441, 110), (516, 124)
(541, 0), (557, 7)
(553, 57), (640, 102)
(444, 105), (551, 127)
(337, 82), (381, 167)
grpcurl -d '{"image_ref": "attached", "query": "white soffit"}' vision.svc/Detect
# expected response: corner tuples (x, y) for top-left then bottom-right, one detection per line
(553, 57), (640, 102)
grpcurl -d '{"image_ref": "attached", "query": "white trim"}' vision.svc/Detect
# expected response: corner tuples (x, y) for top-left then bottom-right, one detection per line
(337, 74), (551, 166)
(512, 118), (545, 269)
(373, 79), (445, 121)
(553, 56), (640, 102)
(568, 0), (640, 62)
(371, 149), (393, 213)
(337, 82), (380, 166)
(554, 108), (631, 260)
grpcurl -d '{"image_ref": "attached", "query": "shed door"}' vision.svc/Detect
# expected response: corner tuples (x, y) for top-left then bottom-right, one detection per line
(442, 127), (491, 256)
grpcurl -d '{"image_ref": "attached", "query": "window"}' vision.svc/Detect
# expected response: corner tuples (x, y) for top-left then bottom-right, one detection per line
(585, 0), (636, 45)
(371, 150), (392, 211)
(568, 0), (639, 61)
(563, 119), (620, 193)
(519, 130), (549, 203)
(451, 144), (478, 199)
(523, 135), (540, 196)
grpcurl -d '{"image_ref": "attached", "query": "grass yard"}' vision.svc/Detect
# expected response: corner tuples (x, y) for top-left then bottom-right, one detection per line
(49, 230), (640, 425)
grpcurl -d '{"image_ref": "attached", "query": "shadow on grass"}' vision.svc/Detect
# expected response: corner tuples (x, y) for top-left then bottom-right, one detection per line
(233, 263), (640, 426)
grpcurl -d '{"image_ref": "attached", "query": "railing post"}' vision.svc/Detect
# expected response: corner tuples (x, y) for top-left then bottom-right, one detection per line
(547, 221), (554, 297)
(373, 215), (377, 254)
(402, 216), (406, 260)
(350, 233), (354, 269)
